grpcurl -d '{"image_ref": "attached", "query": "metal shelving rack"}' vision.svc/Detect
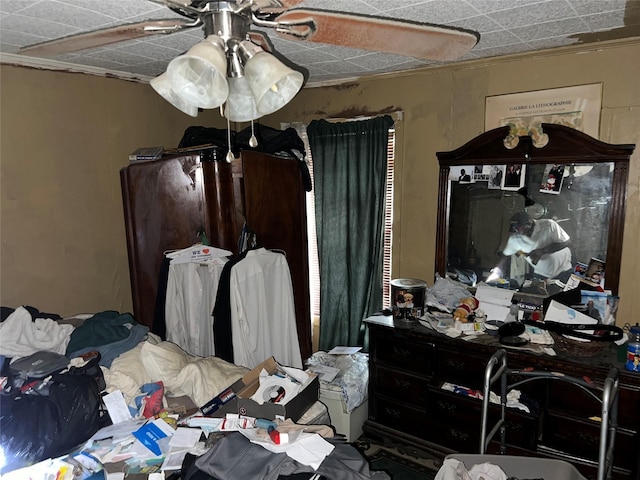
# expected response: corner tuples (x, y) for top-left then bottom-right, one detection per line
(481, 349), (620, 480)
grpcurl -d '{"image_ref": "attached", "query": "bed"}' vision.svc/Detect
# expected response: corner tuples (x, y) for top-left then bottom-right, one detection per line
(0, 306), (250, 408)
(0, 306), (384, 480)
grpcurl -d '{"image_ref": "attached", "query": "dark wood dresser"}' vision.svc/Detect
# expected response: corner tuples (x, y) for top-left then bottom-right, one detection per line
(364, 315), (640, 480)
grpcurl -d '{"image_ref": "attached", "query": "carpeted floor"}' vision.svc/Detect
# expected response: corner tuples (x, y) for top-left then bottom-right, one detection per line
(368, 449), (437, 479)
(355, 437), (441, 479)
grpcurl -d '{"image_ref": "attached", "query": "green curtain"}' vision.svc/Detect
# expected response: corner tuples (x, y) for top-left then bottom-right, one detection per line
(307, 115), (394, 351)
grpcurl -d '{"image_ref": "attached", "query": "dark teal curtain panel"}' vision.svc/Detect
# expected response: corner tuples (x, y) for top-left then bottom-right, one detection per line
(307, 115), (394, 351)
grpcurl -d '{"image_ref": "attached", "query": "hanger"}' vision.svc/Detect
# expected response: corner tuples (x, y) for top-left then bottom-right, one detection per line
(165, 243), (232, 264)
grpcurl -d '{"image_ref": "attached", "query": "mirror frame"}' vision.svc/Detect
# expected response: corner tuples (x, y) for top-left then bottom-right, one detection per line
(435, 123), (635, 296)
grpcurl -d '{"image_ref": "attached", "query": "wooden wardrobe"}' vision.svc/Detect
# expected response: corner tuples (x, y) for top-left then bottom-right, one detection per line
(120, 147), (312, 361)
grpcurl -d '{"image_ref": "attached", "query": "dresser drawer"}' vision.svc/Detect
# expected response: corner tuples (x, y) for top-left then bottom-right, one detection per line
(542, 412), (637, 470)
(430, 388), (539, 450)
(373, 365), (431, 406)
(436, 347), (492, 390)
(617, 384), (640, 428)
(373, 331), (435, 375)
(548, 380), (640, 430)
(372, 395), (430, 439)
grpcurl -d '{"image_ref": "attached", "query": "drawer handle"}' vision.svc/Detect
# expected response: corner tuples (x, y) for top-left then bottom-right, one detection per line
(449, 429), (469, 441)
(506, 421), (522, 432)
(445, 359), (466, 371)
(384, 407), (401, 418)
(392, 347), (411, 357)
(577, 431), (598, 447)
(437, 401), (457, 413)
(393, 378), (410, 389)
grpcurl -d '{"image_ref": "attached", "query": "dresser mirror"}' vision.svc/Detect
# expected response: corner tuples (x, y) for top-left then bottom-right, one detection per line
(435, 124), (634, 296)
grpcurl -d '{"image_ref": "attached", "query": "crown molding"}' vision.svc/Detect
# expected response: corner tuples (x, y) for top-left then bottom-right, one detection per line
(0, 52), (152, 83)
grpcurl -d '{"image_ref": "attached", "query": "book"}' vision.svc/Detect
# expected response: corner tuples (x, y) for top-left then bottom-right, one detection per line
(129, 146), (163, 161)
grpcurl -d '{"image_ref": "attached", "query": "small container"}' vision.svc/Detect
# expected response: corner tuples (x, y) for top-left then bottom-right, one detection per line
(507, 299), (520, 322)
(625, 325), (640, 372)
(390, 278), (427, 320)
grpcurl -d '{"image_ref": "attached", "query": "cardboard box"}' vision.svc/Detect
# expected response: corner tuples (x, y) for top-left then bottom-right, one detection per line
(200, 383), (241, 417)
(200, 357), (319, 423)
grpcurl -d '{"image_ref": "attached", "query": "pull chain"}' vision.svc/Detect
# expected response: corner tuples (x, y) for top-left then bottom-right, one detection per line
(249, 119), (258, 148)
(226, 115), (234, 163)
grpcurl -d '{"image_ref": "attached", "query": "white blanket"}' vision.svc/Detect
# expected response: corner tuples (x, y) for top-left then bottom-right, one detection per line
(102, 339), (248, 408)
(0, 306), (74, 359)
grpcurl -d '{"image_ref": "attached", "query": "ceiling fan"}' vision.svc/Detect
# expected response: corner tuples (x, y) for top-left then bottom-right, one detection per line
(18, 0), (480, 135)
(18, 0), (480, 66)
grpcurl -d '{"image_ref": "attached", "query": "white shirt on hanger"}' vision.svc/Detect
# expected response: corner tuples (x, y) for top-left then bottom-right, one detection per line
(165, 258), (227, 357)
(229, 248), (302, 369)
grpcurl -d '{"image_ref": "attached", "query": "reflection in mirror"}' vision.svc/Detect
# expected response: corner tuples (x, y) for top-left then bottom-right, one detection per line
(436, 124), (635, 298)
(447, 162), (613, 295)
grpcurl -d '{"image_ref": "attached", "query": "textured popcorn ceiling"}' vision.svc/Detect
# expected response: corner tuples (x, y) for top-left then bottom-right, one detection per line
(1, 0), (639, 86)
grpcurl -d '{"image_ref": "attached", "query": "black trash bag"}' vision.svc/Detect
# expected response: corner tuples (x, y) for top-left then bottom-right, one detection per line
(0, 362), (107, 474)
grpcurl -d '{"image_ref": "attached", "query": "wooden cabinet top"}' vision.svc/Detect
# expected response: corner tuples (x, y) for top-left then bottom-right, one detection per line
(365, 315), (640, 388)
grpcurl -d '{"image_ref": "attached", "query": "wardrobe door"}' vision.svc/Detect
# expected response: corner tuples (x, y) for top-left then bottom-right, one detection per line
(121, 154), (207, 329)
(242, 151), (312, 361)
(201, 158), (245, 253)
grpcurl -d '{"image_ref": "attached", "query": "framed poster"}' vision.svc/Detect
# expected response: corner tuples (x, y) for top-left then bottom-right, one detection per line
(485, 83), (602, 146)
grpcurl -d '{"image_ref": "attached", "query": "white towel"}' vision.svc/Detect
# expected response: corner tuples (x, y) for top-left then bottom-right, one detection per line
(0, 306), (74, 359)
(509, 253), (528, 286)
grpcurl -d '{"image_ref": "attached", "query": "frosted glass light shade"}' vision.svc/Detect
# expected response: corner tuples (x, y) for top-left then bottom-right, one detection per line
(244, 52), (304, 116)
(150, 73), (198, 117)
(166, 35), (229, 109)
(224, 76), (261, 122)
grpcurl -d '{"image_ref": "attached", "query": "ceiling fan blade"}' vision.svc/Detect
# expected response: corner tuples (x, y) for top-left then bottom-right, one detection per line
(18, 19), (195, 57)
(252, 0), (305, 9)
(277, 0), (305, 6)
(247, 31), (273, 53)
(275, 9), (479, 62)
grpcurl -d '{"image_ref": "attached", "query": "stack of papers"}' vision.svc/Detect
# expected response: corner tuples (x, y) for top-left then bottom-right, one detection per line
(475, 284), (516, 322)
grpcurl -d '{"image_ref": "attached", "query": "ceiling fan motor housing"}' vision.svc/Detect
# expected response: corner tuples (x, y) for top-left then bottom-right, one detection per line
(203, 2), (253, 45)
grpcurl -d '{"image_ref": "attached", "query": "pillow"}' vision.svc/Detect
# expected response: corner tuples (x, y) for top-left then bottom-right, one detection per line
(176, 356), (248, 406)
(140, 341), (248, 406)
(140, 341), (190, 388)
(102, 342), (155, 405)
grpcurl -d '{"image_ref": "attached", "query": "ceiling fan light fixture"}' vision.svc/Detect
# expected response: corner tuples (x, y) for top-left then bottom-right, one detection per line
(238, 40), (303, 116)
(244, 52), (303, 115)
(224, 76), (261, 123)
(150, 73), (199, 117)
(166, 35), (229, 109)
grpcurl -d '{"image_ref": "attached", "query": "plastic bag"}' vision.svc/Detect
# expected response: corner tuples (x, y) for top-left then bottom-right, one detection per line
(0, 355), (107, 474)
(306, 352), (368, 413)
(426, 273), (474, 311)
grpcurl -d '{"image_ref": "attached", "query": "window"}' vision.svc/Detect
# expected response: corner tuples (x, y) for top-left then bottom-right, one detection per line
(287, 119), (397, 345)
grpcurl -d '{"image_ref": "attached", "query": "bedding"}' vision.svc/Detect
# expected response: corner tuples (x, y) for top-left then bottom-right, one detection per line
(0, 306), (73, 357)
(103, 338), (248, 407)
(1, 306), (385, 480)
(0, 305), (250, 413)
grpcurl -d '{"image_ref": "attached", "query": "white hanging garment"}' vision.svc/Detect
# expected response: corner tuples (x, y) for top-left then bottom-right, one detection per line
(165, 258), (227, 356)
(229, 248), (302, 369)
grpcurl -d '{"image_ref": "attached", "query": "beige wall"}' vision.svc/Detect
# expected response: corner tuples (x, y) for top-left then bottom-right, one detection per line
(1, 38), (639, 326)
(0, 66), (226, 315)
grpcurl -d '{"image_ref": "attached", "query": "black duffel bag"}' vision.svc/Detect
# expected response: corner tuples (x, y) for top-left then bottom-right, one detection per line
(0, 354), (107, 474)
